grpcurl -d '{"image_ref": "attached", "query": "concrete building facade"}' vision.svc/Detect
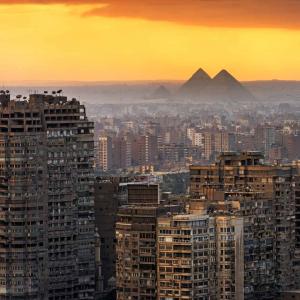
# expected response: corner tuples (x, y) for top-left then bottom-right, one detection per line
(190, 152), (299, 298)
(0, 93), (95, 299)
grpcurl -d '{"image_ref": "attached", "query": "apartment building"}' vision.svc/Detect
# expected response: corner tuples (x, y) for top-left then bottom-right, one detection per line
(190, 152), (299, 298)
(116, 184), (160, 300)
(115, 183), (181, 300)
(157, 212), (244, 300)
(0, 93), (95, 299)
(99, 136), (113, 172)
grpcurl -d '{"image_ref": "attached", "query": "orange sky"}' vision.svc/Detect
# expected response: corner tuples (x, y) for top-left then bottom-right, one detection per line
(1, 1), (300, 82)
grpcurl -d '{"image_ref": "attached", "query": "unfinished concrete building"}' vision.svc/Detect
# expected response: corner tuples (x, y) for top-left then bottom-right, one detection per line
(0, 92), (95, 299)
(293, 162), (300, 289)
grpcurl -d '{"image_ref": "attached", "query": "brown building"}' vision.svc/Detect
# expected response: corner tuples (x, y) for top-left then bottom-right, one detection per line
(283, 134), (300, 161)
(202, 131), (236, 161)
(116, 184), (160, 300)
(190, 152), (300, 298)
(115, 183), (181, 300)
(112, 136), (132, 170)
(131, 135), (158, 167)
(157, 212), (244, 300)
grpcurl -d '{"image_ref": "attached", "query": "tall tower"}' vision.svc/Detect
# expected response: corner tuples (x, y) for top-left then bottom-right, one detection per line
(98, 136), (113, 172)
(116, 184), (160, 300)
(0, 93), (95, 299)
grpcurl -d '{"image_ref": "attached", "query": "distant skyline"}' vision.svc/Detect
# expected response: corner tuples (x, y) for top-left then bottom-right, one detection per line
(1, 1), (300, 81)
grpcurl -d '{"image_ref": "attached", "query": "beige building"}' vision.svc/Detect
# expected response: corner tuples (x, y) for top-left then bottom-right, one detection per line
(157, 212), (244, 300)
(99, 136), (113, 171)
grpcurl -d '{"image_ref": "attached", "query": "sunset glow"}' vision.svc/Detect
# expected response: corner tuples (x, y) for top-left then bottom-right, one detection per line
(1, 2), (300, 82)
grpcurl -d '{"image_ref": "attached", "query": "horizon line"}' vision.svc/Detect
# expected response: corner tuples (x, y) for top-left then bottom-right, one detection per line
(1, 78), (300, 86)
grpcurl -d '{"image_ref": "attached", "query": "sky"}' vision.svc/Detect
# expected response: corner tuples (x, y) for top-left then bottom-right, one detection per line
(1, 0), (300, 82)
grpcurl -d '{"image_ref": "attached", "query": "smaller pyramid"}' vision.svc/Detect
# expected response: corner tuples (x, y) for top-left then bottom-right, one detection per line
(152, 85), (171, 99)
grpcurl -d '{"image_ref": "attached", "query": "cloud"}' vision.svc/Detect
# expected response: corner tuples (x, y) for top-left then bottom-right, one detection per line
(1, 0), (300, 29)
(0, 0), (99, 3)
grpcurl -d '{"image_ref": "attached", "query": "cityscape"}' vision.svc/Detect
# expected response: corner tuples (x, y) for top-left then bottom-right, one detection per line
(1, 0), (300, 300)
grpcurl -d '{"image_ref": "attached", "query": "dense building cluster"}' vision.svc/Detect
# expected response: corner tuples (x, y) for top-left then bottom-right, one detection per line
(94, 113), (300, 173)
(1, 91), (300, 300)
(94, 153), (300, 300)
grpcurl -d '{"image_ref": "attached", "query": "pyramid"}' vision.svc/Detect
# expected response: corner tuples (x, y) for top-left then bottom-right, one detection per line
(152, 85), (171, 99)
(179, 68), (212, 97)
(211, 69), (254, 101)
(179, 68), (255, 102)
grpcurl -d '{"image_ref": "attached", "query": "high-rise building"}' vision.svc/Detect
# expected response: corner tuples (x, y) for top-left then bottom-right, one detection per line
(115, 183), (181, 300)
(264, 126), (276, 156)
(116, 184), (160, 300)
(190, 152), (299, 298)
(112, 136), (132, 170)
(255, 125), (276, 158)
(203, 132), (214, 161)
(157, 210), (244, 300)
(186, 127), (196, 142)
(131, 135), (158, 167)
(157, 214), (216, 300)
(293, 162), (300, 288)
(99, 136), (113, 172)
(202, 130), (236, 161)
(193, 132), (204, 147)
(94, 179), (119, 293)
(0, 93), (95, 299)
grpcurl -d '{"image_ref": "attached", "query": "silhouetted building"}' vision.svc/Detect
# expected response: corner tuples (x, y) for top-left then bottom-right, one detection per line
(94, 179), (119, 292)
